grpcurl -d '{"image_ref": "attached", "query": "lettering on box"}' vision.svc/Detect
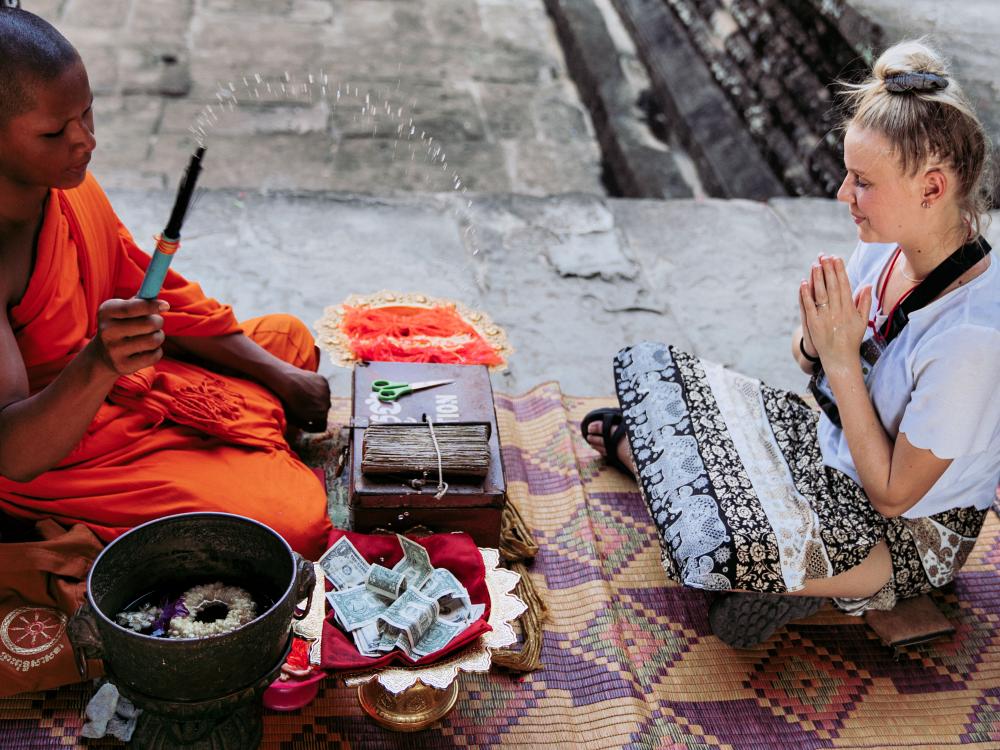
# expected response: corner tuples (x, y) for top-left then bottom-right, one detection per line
(365, 393), (409, 424)
(434, 394), (461, 422)
(365, 392), (462, 424)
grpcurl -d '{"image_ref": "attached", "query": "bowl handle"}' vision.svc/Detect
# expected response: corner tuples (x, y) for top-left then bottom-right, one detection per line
(292, 552), (317, 621)
(67, 603), (104, 677)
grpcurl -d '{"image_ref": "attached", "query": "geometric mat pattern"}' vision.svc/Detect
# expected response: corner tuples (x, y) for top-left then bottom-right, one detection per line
(1, 383), (999, 748)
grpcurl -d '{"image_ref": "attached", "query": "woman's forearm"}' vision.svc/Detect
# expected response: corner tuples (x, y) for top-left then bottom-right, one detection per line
(791, 326), (817, 374)
(0, 342), (119, 482)
(823, 361), (901, 514)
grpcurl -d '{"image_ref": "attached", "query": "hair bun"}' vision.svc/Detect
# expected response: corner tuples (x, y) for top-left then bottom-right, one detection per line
(884, 71), (949, 93)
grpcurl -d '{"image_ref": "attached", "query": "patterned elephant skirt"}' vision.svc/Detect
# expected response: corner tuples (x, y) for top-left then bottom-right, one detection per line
(613, 342), (986, 613)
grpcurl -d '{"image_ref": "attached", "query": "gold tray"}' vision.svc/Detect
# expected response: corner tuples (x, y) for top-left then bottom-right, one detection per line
(343, 548), (527, 730)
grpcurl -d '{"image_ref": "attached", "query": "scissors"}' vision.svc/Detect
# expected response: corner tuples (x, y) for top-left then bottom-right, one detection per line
(371, 379), (455, 402)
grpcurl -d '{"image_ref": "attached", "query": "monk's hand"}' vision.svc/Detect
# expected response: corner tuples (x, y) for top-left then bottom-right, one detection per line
(90, 298), (168, 375)
(270, 365), (331, 432)
(801, 255), (871, 371)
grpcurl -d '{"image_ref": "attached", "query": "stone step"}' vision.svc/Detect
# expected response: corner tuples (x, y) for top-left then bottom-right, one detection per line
(579, 0), (885, 200)
(611, 0), (788, 200)
(543, 0), (694, 198)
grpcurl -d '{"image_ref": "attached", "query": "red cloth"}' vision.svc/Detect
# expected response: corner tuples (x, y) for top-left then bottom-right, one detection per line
(0, 520), (104, 697)
(320, 530), (492, 671)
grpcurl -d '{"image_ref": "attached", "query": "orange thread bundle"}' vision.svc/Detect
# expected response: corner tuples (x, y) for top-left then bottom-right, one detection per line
(339, 305), (504, 366)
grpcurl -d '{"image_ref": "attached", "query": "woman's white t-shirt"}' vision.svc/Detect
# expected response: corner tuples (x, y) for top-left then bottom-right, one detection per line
(817, 241), (1000, 518)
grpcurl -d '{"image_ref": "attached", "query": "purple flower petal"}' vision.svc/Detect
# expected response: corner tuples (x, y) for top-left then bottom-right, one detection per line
(150, 596), (189, 638)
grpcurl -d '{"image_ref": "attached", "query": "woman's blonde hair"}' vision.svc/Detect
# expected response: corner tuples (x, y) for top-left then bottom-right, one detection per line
(841, 39), (993, 236)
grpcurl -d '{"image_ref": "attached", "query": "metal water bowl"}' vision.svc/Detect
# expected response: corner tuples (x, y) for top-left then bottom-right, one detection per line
(69, 512), (315, 748)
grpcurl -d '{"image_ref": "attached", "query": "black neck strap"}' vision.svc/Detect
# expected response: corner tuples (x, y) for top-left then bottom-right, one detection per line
(885, 236), (991, 343)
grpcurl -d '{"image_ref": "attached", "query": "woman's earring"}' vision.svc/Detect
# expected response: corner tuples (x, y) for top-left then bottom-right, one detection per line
(921, 200), (930, 208)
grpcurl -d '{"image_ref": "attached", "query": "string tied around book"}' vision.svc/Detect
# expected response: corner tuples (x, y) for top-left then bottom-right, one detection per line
(424, 415), (450, 500)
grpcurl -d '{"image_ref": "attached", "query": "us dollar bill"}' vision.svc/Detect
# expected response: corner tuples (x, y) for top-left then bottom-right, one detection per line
(438, 594), (472, 623)
(375, 629), (398, 653)
(352, 621), (381, 657)
(378, 588), (439, 647)
(392, 534), (433, 589)
(466, 603), (485, 623)
(412, 618), (465, 658)
(319, 537), (370, 590)
(419, 568), (463, 601)
(365, 563), (407, 599)
(395, 631), (418, 660)
(326, 587), (390, 631)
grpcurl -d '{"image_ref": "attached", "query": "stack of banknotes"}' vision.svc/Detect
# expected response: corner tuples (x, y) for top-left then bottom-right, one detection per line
(319, 535), (486, 659)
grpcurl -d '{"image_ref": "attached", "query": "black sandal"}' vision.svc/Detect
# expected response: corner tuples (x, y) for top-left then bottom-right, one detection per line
(580, 407), (632, 475)
(708, 592), (825, 649)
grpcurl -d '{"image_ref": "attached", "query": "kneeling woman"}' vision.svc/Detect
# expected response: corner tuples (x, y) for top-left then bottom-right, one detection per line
(584, 40), (1000, 647)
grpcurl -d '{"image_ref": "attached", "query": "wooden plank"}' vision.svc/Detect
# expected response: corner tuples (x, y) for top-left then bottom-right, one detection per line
(611, 0), (787, 200)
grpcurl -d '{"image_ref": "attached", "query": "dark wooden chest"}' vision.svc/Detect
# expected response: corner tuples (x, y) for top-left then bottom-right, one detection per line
(348, 361), (507, 547)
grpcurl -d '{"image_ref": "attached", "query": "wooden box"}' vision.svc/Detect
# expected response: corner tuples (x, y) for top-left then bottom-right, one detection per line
(348, 361), (507, 547)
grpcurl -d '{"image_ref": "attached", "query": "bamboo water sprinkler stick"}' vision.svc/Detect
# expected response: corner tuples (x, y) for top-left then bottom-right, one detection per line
(137, 147), (207, 300)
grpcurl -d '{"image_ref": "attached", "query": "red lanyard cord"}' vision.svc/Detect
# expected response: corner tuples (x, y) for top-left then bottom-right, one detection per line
(871, 246), (918, 340)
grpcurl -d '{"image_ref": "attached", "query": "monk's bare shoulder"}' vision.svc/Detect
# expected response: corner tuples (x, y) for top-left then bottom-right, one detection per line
(0, 232), (12, 312)
(0, 224), (38, 309)
(0, 297), (30, 414)
(0, 228), (33, 406)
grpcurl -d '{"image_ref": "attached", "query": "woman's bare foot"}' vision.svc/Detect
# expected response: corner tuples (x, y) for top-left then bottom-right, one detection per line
(585, 420), (637, 475)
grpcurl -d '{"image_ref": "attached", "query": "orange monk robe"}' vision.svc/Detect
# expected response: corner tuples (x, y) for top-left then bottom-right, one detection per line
(0, 175), (332, 559)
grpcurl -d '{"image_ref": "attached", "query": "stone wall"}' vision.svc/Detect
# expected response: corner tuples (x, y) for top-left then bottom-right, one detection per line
(683, 0), (882, 196)
(550, 0), (884, 199)
(634, 0), (881, 197)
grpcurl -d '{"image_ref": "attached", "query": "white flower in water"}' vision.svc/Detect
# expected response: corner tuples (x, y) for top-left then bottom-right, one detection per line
(168, 582), (257, 639)
(115, 603), (161, 633)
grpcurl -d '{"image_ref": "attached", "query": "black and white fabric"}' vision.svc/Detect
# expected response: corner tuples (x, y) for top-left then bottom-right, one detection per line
(614, 342), (985, 612)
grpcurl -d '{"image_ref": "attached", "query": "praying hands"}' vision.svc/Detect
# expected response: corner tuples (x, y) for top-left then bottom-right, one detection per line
(799, 254), (873, 372)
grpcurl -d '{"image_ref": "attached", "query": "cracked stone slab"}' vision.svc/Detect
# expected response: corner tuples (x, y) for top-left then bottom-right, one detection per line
(543, 229), (637, 280)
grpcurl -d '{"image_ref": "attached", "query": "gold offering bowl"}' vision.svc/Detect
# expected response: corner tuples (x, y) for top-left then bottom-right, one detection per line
(345, 548), (527, 731)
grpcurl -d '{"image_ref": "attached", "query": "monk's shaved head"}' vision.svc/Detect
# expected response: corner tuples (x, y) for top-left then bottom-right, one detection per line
(0, 9), (80, 125)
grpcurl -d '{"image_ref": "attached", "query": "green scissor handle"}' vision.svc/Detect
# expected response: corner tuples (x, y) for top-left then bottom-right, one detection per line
(371, 380), (412, 401)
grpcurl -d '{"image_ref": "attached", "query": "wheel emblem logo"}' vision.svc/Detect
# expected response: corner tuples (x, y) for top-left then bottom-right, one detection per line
(1, 607), (67, 656)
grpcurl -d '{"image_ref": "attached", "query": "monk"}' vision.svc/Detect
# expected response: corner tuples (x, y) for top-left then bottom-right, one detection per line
(0, 9), (333, 559)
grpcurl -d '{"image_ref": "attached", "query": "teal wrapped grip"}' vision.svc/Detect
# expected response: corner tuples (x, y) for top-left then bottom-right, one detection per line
(137, 243), (175, 300)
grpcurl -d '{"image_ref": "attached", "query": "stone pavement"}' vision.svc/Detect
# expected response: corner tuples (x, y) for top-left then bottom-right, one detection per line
(106, 186), (1000, 398)
(18, 0), (1000, 398)
(29, 0), (607, 195)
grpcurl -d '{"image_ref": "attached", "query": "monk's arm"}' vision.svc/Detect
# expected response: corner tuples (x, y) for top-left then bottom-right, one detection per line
(168, 333), (330, 429)
(0, 340), (116, 482)
(0, 299), (166, 482)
